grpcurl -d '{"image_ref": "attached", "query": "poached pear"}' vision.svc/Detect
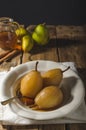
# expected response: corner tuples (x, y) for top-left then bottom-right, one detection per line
(20, 62), (43, 98)
(31, 86), (63, 110)
(42, 67), (70, 87)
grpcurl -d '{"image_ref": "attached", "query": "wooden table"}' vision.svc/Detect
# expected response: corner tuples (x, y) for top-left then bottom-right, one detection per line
(0, 25), (86, 130)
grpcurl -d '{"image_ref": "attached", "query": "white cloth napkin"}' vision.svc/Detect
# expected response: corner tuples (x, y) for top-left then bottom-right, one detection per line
(0, 62), (86, 125)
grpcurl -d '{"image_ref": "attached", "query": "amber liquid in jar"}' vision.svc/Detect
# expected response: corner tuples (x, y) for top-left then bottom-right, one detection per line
(0, 31), (21, 50)
(0, 17), (21, 50)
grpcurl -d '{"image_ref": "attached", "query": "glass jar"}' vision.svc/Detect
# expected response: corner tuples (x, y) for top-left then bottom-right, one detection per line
(0, 17), (21, 50)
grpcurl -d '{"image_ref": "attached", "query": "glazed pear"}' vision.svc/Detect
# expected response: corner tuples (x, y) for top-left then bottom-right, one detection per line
(42, 67), (70, 86)
(20, 62), (43, 98)
(32, 86), (63, 110)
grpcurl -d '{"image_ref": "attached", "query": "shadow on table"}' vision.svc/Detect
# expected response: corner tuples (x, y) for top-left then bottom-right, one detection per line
(30, 39), (56, 55)
(56, 38), (83, 47)
(30, 38), (81, 55)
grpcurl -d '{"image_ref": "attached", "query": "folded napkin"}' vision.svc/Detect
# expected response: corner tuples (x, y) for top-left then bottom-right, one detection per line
(0, 62), (86, 125)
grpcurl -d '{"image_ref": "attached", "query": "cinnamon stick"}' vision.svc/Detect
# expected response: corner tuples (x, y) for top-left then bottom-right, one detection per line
(0, 50), (21, 63)
(0, 50), (13, 59)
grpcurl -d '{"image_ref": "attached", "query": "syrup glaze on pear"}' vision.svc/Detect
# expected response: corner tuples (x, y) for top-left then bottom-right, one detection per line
(42, 66), (70, 87)
(20, 62), (43, 98)
(30, 86), (63, 110)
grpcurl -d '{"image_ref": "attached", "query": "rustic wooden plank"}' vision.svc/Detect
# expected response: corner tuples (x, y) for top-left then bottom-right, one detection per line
(30, 47), (58, 62)
(38, 124), (65, 130)
(2, 124), (65, 130)
(57, 42), (86, 68)
(0, 124), (7, 130)
(67, 124), (86, 130)
(56, 26), (86, 130)
(0, 54), (22, 71)
(56, 25), (86, 40)
(56, 26), (86, 67)
(3, 125), (39, 130)
(0, 50), (22, 71)
(10, 51), (23, 65)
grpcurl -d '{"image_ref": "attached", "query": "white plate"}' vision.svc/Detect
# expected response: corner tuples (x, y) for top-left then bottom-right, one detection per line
(1, 60), (85, 120)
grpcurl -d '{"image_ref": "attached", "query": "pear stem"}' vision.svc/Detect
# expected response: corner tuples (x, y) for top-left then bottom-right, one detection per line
(62, 66), (70, 73)
(35, 61), (39, 71)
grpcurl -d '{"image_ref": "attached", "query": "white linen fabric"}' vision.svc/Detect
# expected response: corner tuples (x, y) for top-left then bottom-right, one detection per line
(0, 62), (86, 125)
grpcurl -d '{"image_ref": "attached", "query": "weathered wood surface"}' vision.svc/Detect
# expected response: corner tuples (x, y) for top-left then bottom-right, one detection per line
(0, 25), (86, 130)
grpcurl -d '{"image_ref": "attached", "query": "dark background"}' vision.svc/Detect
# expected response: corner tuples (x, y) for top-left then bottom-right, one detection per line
(0, 0), (86, 27)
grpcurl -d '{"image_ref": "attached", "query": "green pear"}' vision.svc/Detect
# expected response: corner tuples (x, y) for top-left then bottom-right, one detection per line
(15, 27), (28, 37)
(32, 24), (49, 45)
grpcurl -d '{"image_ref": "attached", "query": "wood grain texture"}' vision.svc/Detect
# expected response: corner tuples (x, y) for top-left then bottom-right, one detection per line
(0, 25), (86, 130)
(56, 25), (86, 40)
(67, 124), (86, 130)
(56, 25), (86, 130)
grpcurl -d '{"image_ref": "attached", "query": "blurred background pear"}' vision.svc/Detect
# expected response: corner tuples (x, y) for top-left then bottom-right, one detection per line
(22, 34), (34, 52)
(15, 27), (28, 37)
(32, 24), (49, 45)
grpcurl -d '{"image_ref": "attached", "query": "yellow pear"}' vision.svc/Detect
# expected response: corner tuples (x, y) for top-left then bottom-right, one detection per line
(34, 86), (63, 109)
(42, 67), (70, 87)
(22, 34), (34, 52)
(15, 27), (28, 37)
(20, 62), (43, 98)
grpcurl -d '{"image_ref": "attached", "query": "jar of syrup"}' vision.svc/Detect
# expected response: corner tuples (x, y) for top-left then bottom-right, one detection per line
(0, 17), (21, 50)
